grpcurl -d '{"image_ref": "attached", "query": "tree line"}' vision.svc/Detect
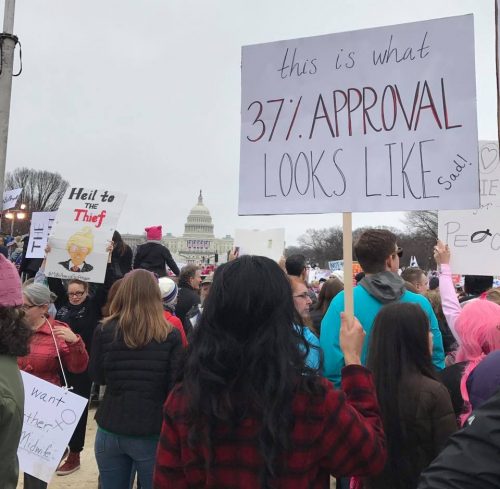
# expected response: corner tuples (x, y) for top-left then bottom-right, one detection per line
(285, 211), (438, 271)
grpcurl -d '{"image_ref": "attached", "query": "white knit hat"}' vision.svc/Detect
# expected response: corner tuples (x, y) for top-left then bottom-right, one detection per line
(158, 277), (178, 307)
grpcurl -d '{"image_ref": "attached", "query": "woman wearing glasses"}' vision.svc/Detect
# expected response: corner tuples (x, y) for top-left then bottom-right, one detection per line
(289, 275), (322, 369)
(49, 253), (114, 476)
(18, 283), (89, 489)
(35, 243), (115, 476)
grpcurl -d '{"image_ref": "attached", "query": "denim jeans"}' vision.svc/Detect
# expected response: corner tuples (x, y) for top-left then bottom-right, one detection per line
(94, 429), (158, 489)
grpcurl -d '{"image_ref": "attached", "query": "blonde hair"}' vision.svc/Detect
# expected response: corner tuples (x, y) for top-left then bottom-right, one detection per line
(485, 287), (500, 306)
(102, 269), (173, 348)
(66, 226), (94, 253)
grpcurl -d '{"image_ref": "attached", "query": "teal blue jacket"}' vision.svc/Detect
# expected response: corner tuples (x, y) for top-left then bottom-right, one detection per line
(320, 286), (445, 387)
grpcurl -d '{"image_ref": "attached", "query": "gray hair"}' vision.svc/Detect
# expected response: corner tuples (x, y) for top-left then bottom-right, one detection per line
(23, 283), (52, 306)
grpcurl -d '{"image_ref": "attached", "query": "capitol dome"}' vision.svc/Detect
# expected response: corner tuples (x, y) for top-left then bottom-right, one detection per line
(183, 190), (215, 237)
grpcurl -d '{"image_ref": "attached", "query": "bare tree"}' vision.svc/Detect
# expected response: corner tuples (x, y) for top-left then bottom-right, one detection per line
(294, 227), (344, 267)
(6, 168), (69, 212)
(403, 210), (438, 240)
(2, 168), (69, 234)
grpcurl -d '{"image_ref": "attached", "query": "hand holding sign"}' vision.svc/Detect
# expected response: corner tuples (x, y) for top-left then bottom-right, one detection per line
(433, 240), (450, 266)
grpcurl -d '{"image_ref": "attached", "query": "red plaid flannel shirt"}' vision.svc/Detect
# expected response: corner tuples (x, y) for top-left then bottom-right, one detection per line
(154, 365), (386, 488)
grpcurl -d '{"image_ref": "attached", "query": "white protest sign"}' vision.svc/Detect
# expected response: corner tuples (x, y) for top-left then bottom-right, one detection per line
(26, 211), (57, 259)
(497, 0), (500, 146)
(2, 187), (22, 210)
(438, 141), (500, 275)
(45, 187), (126, 283)
(234, 228), (285, 261)
(18, 372), (88, 483)
(239, 15), (478, 215)
(328, 260), (344, 272)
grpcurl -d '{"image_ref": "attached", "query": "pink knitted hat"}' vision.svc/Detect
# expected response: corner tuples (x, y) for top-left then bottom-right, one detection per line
(145, 226), (162, 241)
(0, 254), (23, 307)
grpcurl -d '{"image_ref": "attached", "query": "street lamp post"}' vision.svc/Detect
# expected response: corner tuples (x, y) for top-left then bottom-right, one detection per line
(4, 203), (26, 235)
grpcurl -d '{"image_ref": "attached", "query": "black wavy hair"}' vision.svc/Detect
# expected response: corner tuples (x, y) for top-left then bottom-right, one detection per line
(177, 255), (325, 487)
(366, 302), (436, 489)
(0, 307), (33, 356)
(112, 230), (126, 257)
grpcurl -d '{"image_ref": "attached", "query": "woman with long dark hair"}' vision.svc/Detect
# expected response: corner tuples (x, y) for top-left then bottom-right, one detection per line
(89, 269), (182, 489)
(111, 231), (133, 279)
(154, 255), (387, 488)
(36, 244), (114, 476)
(361, 303), (456, 489)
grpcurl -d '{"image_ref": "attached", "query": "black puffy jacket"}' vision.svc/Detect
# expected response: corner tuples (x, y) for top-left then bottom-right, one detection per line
(89, 320), (182, 436)
(418, 388), (500, 489)
(133, 242), (179, 277)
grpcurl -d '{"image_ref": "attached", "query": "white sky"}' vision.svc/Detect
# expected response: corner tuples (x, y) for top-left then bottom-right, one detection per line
(4, 0), (497, 244)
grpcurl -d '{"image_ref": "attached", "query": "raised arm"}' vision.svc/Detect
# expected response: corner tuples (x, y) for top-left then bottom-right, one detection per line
(434, 240), (461, 343)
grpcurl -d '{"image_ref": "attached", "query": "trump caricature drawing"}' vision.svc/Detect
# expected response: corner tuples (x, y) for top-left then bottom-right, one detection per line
(59, 226), (94, 272)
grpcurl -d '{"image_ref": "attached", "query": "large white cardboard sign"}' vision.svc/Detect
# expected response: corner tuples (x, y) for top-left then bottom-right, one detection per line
(234, 228), (285, 261)
(18, 372), (88, 483)
(240, 15), (478, 215)
(439, 141), (500, 276)
(26, 211), (57, 259)
(45, 187), (125, 283)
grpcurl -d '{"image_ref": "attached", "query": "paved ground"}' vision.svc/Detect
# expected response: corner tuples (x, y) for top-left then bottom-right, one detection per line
(16, 406), (335, 488)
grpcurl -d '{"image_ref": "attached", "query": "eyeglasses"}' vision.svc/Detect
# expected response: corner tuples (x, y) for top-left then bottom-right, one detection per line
(293, 292), (310, 300)
(21, 304), (38, 310)
(68, 291), (85, 297)
(396, 247), (403, 258)
(68, 245), (90, 254)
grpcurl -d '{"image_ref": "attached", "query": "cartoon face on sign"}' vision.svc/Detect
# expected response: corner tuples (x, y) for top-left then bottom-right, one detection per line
(59, 227), (94, 272)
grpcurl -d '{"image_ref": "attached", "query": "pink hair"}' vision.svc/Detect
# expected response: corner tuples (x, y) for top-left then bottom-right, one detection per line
(454, 299), (500, 424)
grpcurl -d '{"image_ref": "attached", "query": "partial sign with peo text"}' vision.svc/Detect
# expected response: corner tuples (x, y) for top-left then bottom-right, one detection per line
(439, 141), (500, 276)
(239, 15), (478, 215)
(45, 187), (125, 283)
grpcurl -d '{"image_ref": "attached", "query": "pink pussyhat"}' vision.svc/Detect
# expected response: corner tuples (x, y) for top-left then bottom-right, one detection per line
(0, 254), (23, 307)
(145, 226), (162, 241)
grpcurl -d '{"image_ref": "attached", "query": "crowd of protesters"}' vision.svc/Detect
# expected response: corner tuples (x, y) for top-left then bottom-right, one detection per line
(0, 225), (500, 489)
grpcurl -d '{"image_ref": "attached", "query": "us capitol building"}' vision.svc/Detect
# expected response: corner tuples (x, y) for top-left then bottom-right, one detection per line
(123, 191), (233, 265)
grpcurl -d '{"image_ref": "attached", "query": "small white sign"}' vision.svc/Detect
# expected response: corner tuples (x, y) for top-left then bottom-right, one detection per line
(2, 187), (22, 210)
(240, 15), (478, 215)
(234, 228), (285, 262)
(438, 141), (500, 275)
(18, 372), (88, 483)
(26, 212), (57, 259)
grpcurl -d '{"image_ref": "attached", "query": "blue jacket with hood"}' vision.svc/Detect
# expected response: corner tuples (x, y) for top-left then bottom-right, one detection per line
(320, 272), (445, 387)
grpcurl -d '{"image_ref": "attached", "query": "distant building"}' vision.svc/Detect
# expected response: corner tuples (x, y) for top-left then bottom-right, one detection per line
(121, 233), (145, 253)
(122, 191), (233, 265)
(164, 191), (233, 264)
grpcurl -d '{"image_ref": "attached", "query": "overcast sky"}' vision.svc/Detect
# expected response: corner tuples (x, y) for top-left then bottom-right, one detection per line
(4, 0), (496, 244)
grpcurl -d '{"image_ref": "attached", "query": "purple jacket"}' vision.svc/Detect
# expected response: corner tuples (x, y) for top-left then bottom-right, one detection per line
(467, 350), (500, 410)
